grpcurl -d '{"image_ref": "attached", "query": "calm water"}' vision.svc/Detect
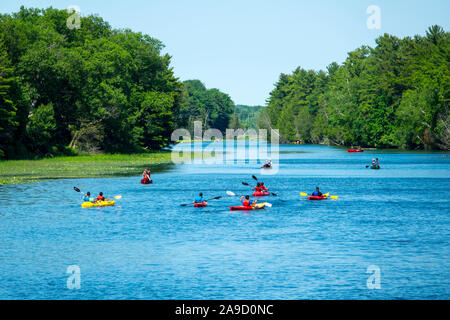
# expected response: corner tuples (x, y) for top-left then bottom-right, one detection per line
(0, 144), (449, 299)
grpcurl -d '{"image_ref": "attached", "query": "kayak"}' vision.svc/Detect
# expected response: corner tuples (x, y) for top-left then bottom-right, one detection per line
(261, 165), (272, 169)
(141, 178), (152, 184)
(81, 200), (115, 208)
(370, 165), (380, 169)
(194, 202), (207, 208)
(230, 203), (266, 211)
(347, 149), (364, 152)
(252, 191), (270, 197)
(307, 196), (328, 201)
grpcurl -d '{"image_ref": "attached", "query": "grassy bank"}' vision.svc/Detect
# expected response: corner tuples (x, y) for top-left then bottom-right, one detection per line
(0, 152), (174, 185)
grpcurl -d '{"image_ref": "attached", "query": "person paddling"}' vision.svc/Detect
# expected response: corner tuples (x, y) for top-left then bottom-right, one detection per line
(263, 159), (272, 168)
(142, 167), (151, 182)
(193, 192), (207, 205)
(97, 192), (108, 202)
(254, 182), (261, 192)
(260, 182), (268, 191)
(312, 187), (323, 197)
(83, 192), (92, 202)
(240, 195), (256, 207)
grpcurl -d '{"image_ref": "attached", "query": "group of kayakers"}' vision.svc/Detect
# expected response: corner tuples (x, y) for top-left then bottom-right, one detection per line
(82, 191), (109, 203)
(192, 176), (328, 208)
(254, 182), (268, 192)
(349, 146), (363, 151)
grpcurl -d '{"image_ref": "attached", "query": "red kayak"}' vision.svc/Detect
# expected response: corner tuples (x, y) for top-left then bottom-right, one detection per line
(194, 203), (207, 208)
(141, 178), (153, 184)
(347, 149), (364, 153)
(230, 203), (265, 211)
(308, 195), (328, 200)
(252, 191), (270, 197)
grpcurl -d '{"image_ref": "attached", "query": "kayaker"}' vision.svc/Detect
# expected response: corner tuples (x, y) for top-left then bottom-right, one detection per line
(263, 159), (272, 168)
(350, 145), (354, 150)
(97, 192), (108, 202)
(83, 192), (91, 202)
(357, 146), (362, 151)
(371, 158), (376, 166)
(193, 192), (206, 204)
(375, 158), (380, 166)
(260, 182), (268, 191)
(254, 182), (261, 192)
(142, 167), (151, 182)
(240, 195), (256, 207)
(312, 187), (323, 197)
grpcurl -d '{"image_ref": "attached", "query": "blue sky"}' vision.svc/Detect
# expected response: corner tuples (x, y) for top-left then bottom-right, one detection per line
(2, 0), (449, 105)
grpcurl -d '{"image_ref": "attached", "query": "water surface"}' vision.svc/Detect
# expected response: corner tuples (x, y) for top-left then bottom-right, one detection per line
(0, 144), (449, 299)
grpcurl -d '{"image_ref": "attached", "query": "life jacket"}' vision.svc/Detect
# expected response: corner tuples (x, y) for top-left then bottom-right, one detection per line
(313, 191), (320, 196)
(243, 199), (250, 206)
(261, 185), (267, 191)
(97, 195), (105, 201)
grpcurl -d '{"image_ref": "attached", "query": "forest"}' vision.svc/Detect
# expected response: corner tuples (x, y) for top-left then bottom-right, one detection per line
(0, 7), (235, 159)
(0, 7), (448, 160)
(233, 105), (264, 129)
(258, 25), (449, 150)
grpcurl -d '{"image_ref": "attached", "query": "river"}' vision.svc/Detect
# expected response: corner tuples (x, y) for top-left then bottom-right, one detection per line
(0, 143), (449, 299)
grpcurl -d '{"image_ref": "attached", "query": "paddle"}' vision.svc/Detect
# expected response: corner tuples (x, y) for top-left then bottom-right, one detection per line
(226, 191), (273, 207)
(300, 192), (338, 200)
(247, 177), (278, 196)
(73, 187), (122, 200)
(181, 196), (222, 207)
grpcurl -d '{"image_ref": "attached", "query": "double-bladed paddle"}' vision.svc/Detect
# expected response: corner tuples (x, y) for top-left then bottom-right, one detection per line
(74, 186), (122, 200)
(226, 191), (273, 207)
(180, 196), (222, 207)
(300, 192), (338, 200)
(248, 176), (277, 196)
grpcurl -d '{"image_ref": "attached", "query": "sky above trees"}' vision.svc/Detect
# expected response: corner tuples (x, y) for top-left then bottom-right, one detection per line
(2, 0), (449, 105)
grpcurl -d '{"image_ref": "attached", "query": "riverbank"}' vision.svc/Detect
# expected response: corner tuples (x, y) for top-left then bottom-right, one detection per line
(0, 152), (174, 185)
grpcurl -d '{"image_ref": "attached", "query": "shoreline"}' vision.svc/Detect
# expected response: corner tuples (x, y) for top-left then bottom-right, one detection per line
(0, 152), (174, 186)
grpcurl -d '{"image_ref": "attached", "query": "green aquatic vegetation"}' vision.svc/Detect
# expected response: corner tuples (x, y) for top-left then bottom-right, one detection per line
(0, 152), (175, 185)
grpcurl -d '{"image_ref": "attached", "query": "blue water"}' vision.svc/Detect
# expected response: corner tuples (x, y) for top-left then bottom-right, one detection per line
(0, 144), (449, 299)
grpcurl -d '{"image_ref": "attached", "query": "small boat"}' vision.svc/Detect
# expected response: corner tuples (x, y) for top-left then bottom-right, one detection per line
(141, 178), (153, 184)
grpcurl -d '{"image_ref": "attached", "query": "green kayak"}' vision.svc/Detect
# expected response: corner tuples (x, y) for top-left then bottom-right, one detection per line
(370, 165), (380, 169)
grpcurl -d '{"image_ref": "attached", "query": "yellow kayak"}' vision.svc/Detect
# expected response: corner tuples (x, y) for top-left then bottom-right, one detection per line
(81, 200), (115, 208)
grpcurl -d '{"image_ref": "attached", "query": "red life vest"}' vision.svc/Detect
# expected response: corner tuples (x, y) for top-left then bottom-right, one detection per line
(97, 195), (105, 201)
(243, 199), (250, 206)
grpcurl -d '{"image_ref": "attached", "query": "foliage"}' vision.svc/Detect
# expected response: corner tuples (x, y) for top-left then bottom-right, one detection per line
(0, 151), (174, 185)
(234, 105), (264, 129)
(179, 80), (235, 134)
(263, 26), (449, 150)
(0, 6), (183, 158)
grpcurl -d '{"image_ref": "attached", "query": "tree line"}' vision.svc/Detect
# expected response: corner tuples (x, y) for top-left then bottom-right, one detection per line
(258, 26), (449, 150)
(0, 7), (235, 159)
